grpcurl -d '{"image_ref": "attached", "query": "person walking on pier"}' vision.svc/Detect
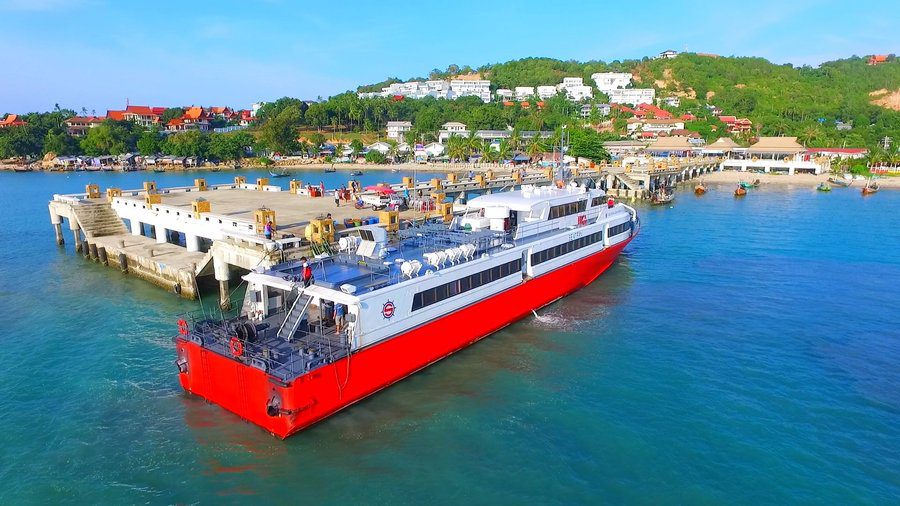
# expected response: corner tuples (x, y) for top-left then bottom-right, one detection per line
(334, 190), (340, 207)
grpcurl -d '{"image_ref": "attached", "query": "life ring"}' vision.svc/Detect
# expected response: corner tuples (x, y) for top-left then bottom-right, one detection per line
(177, 319), (189, 336)
(230, 337), (243, 357)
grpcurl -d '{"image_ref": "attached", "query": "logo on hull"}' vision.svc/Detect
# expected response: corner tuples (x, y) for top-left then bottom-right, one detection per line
(382, 301), (395, 319)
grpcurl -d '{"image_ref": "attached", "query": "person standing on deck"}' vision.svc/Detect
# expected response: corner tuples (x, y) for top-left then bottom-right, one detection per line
(334, 303), (346, 334)
(264, 220), (273, 240)
(300, 257), (313, 287)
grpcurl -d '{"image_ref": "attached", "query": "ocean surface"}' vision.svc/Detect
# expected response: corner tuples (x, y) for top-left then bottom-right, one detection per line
(0, 170), (897, 504)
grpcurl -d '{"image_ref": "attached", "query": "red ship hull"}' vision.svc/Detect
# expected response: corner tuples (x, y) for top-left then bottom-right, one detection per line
(176, 237), (633, 438)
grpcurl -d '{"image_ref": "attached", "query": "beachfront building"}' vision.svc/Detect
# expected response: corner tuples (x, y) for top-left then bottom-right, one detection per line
(805, 148), (868, 160)
(438, 122), (469, 144)
(608, 88), (656, 106)
(720, 137), (827, 175)
(64, 116), (104, 136)
(166, 107), (210, 132)
(603, 140), (650, 157)
(645, 136), (696, 157)
(702, 137), (742, 157)
(537, 86), (558, 100)
(386, 121), (412, 140)
(449, 80), (491, 102)
(118, 105), (165, 128)
(626, 118), (685, 137)
(591, 72), (632, 92)
(366, 142), (391, 155)
(515, 87), (535, 100)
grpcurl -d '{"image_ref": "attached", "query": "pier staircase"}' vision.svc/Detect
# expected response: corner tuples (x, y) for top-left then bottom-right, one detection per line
(71, 202), (128, 238)
(277, 291), (312, 341)
(615, 172), (642, 191)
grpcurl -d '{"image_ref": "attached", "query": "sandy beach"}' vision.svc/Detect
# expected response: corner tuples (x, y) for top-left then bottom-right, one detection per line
(697, 170), (900, 188)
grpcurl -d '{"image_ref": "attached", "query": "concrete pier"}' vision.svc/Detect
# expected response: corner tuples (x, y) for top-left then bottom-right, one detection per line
(48, 162), (716, 301)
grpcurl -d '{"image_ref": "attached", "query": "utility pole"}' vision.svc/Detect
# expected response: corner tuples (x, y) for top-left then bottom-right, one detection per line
(882, 136), (892, 150)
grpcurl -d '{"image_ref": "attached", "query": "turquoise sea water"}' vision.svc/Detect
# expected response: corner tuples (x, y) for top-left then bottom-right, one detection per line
(0, 171), (897, 504)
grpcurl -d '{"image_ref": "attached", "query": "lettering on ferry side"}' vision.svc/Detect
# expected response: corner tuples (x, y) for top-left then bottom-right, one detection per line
(382, 300), (395, 319)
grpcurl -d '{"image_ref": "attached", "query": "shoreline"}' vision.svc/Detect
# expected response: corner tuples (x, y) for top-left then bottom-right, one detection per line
(0, 161), (511, 174)
(696, 171), (900, 188)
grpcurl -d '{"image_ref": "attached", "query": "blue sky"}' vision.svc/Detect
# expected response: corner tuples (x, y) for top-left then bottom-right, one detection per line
(0, 0), (896, 113)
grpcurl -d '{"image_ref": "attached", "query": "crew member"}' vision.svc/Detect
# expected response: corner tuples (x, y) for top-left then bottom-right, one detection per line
(300, 256), (313, 287)
(334, 303), (347, 334)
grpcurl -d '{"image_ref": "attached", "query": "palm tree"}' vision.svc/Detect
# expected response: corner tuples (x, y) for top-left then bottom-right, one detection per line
(466, 130), (480, 157)
(497, 139), (512, 163)
(480, 140), (497, 163)
(509, 128), (521, 152)
(333, 143), (345, 160)
(526, 136), (544, 161)
(447, 136), (467, 162)
(387, 139), (399, 164)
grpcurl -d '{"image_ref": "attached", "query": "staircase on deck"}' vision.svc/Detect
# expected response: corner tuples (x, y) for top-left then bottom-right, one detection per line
(70, 201), (128, 238)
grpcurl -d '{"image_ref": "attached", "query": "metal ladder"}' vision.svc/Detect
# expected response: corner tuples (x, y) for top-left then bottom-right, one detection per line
(276, 291), (312, 341)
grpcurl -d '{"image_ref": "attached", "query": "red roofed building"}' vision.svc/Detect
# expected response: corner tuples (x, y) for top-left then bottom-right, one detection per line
(0, 114), (27, 128)
(681, 113), (697, 121)
(65, 116), (105, 137)
(238, 110), (258, 126)
(718, 115), (752, 134)
(208, 106), (235, 119)
(106, 110), (126, 121)
(635, 103), (673, 119)
(868, 55), (888, 65)
(167, 106), (210, 132)
(120, 105), (161, 127)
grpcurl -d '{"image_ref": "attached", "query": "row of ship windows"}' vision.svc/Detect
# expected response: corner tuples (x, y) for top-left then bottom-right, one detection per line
(411, 259), (523, 311)
(608, 221), (632, 237)
(410, 220), (632, 311)
(531, 231), (603, 266)
(548, 200), (587, 219)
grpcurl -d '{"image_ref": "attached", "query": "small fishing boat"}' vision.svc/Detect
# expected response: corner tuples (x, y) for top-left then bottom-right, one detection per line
(269, 169), (290, 178)
(694, 182), (707, 195)
(734, 186), (747, 197)
(751, 179), (761, 187)
(861, 180), (879, 195)
(350, 170), (363, 176)
(828, 177), (851, 187)
(739, 179), (760, 190)
(650, 189), (674, 205)
(816, 182), (831, 192)
(323, 165), (336, 173)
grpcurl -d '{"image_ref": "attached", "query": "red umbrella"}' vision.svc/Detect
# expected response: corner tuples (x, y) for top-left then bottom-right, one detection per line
(365, 185), (396, 194)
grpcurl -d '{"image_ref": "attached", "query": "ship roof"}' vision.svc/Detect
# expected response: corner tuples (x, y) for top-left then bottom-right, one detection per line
(467, 185), (596, 211)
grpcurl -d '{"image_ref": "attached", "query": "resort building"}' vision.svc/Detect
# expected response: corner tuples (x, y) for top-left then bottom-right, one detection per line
(805, 148), (868, 160)
(537, 86), (558, 99)
(603, 140), (650, 157)
(591, 72), (632, 93)
(718, 115), (753, 134)
(608, 88), (656, 106)
(386, 121), (412, 140)
(645, 136), (696, 157)
(167, 106), (211, 132)
(449, 80), (491, 102)
(495, 89), (514, 101)
(721, 137), (826, 175)
(438, 122), (469, 144)
(64, 116), (104, 136)
(515, 87), (535, 100)
(658, 49), (679, 59)
(702, 137), (742, 156)
(556, 77), (593, 101)
(0, 114), (27, 128)
(581, 103), (612, 118)
(626, 118), (685, 137)
(119, 105), (165, 128)
(662, 96), (681, 108)
(366, 141), (391, 155)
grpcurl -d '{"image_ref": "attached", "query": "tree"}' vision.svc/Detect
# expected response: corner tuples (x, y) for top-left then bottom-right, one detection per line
(497, 139), (512, 162)
(207, 131), (253, 161)
(80, 120), (130, 155)
(350, 138), (364, 157)
(259, 105), (302, 154)
(0, 125), (42, 157)
(163, 130), (208, 158)
(161, 108), (185, 124)
(567, 127), (609, 162)
(43, 130), (80, 156)
(526, 136), (545, 160)
(308, 132), (326, 150)
(365, 149), (387, 164)
(136, 130), (162, 156)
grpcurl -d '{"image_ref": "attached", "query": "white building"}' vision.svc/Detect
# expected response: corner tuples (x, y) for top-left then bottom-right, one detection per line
(662, 96), (681, 108)
(496, 88), (514, 101)
(591, 72), (632, 92)
(658, 49), (679, 59)
(555, 77), (593, 101)
(721, 137), (827, 175)
(449, 80), (491, 102)
(251, 102), (264, 117)
(626, 118), (685, 136)
(367, 141), (391, 154)
(537, 86), (558, 99)
(424, 80), (451, 99)
(438, 122), (469, 144)
(515, 87), (535, 100)
(386, 121), (412, 140)
(608, 88), (656, 106)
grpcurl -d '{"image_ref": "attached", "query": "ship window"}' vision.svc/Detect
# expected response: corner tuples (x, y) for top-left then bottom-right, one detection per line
(591, 196), (602, 207)
(411, 259), (522, 311)
(530, 229), (607, 266)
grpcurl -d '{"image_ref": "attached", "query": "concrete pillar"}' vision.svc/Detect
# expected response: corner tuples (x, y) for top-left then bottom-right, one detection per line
(53, 223), (65, 246)
(185, 233), (200, 252)
(155, 225), (167, 244)
(214, 256), (232, 311)
(130, 218), (141, 236)
(69, 221), (82, 252)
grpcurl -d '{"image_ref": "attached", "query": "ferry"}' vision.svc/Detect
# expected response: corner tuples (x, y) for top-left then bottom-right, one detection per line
(173, 183), (639, 438)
